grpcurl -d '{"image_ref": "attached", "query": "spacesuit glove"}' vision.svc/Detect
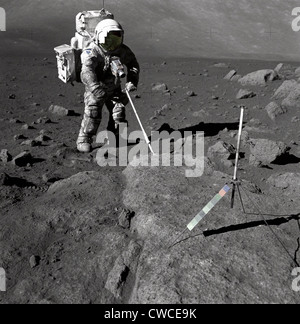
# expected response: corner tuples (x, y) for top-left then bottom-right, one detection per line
(125, 82), (137, 92)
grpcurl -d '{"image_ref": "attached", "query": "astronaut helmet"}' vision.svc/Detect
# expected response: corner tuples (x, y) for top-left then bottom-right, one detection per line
(94, 19), (124, 52)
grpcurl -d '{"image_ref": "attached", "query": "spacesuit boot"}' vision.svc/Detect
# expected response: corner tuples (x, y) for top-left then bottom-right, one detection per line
(77, 105), (102, 153)
(77, 136), (93, 153)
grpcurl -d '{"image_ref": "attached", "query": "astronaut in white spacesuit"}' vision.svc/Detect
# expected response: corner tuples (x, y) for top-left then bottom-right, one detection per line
(77, 19), (140, 153)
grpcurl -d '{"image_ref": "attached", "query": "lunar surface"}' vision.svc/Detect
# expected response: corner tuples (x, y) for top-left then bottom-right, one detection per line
(0, 0), (300, 304)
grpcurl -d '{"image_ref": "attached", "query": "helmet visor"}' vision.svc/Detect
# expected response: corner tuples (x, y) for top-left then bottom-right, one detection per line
(100, 31), (123, 51)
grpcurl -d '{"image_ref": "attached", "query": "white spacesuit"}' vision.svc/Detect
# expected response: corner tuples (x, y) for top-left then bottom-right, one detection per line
(77, 19), (140, 153)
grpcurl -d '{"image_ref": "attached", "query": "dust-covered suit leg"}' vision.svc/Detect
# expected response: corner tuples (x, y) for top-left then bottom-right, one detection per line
(77, 90), (105, 145)
(76, 48), (108, 152)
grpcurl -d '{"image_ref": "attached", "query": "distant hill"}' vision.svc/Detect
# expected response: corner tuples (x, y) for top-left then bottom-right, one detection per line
(0, 0), (299, 59)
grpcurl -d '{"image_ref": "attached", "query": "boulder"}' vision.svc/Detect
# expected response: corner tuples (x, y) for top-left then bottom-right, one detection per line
(122, 163), (297, 304)
(282, 86), (300, 108)
(236, 89), (256, 99)
(274, 63), (284, 73)
(272, 80), (298, 100)
(294, 67), (300, 77)
(224, 70), (237, 80)
(236, 130), (250, 144)
(275, 64), (296, 79)
(267, 173), (300, 196)
(207, 141), (236, 160)
(249, 139), (289, 166)
(265, 102), (287, 121)
(238, 69), (278, 86)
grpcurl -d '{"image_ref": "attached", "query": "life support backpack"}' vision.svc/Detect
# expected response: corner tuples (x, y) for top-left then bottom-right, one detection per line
(54, 8), (114, 84)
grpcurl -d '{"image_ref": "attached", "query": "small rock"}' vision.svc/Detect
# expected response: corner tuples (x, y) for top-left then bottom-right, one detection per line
(12, 151), (32, 167)
(186, 91), (197, 97)
(249, 118), (261, 126)
(9, 94), (16, 99)
(213, 63), (229, 68)
(222, 159), (234, 168)
(35, 134), (51, 142)
(21, 124), (35, 130)
(236, 89), (256, 99)
(0, 149), (12, 163)
(42, 173), (61, 184)
(152, 83), (168, 91)
(118, 209), (135, 229)
(291, 116), (300, 123)
(9, 118), (23, 124)
(39, 129), (52, 135)
(49, 105), (74, 116)
(0, 172), (11, 186)
(36, 117), (52, 124)
(230, 74), (242, 82)
(265, 102), (287, 121)
(211, 95), (219, 100)
(224, 70), (237, 80)
(134, 94), (141, 99)
(29, 255), (40, 269)
(21, 140), (42, 147)
(154, 109), (163, 117)
(14, 134), (27, 141)
(192, 109), (207, 118)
